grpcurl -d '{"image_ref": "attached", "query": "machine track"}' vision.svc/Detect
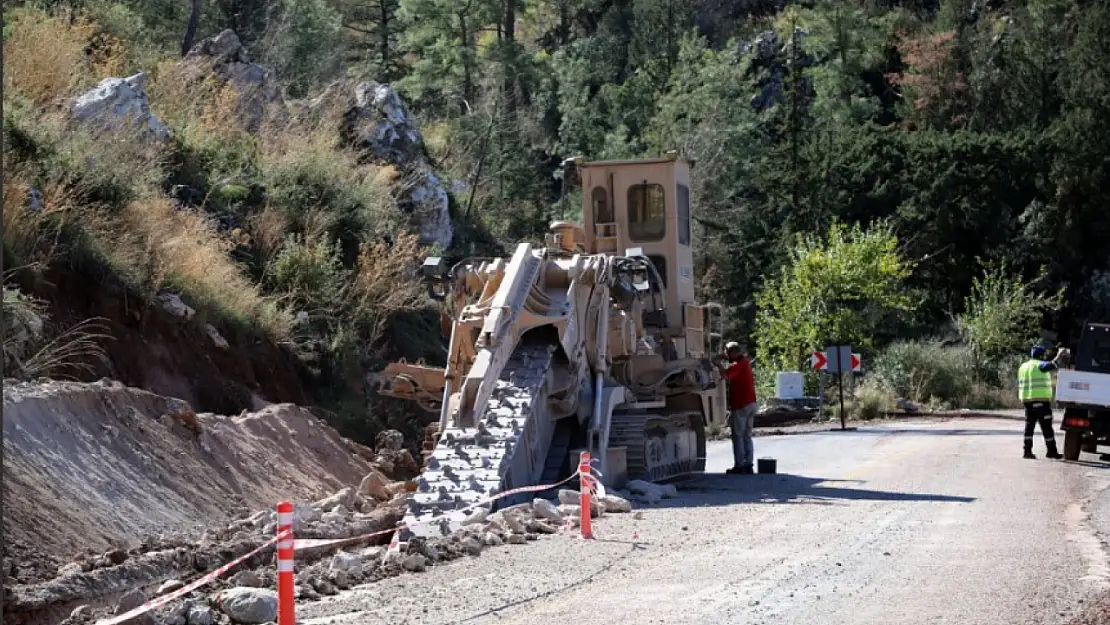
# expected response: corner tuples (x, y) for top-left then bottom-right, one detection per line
(402, 343), (557, 539)
(609, 411), (706, 482)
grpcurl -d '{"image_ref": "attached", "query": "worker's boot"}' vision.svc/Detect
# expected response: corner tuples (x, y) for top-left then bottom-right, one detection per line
(1024, 443), (1036, 459)
(740, 464), (754, 475)
(1046, 440), (1063, 460)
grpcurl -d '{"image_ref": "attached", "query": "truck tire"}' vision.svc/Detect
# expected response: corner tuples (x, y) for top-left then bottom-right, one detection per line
(1083, 437), (1098, 453)
(1064, 429), (1082, 461)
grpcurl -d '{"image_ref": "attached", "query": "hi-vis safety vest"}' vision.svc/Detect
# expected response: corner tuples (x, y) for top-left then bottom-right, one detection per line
(1018, 359), (1054, 402)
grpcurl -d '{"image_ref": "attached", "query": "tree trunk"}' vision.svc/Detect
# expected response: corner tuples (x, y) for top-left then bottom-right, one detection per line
(182, 0), (203, 56)
(379, 0), (390, 79)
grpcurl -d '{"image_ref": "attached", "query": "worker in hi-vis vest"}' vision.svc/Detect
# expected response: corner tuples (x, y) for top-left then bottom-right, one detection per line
(1018, 344), (1069, 459)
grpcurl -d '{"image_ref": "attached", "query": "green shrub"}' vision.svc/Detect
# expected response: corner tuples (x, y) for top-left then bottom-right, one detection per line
(854, 378), (896, 420)
(872, 340), (975, 405)
(268, 232), (348, 313)
(964, 383), (1022, 410)
(956, 261), (1064, 362)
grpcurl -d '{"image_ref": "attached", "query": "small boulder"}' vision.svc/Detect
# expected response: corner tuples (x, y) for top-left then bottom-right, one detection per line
(329, 550), (363, 573)
(600, 494), (632, 513)
(492, 510), (526, 534)
(358, 470), (392, 502)
(314, 487), (356, 511)
(106, 549), (129, 565)
(483, 532), (503, 547)
(506, 533), (527, 545)
(528, 519), (558, 534)
(116, 588), (146, 613)
(321, 509), (347, 525)
(205, 324), (229, 349)
(558, 492), (602, 516)
(182, 30), (288, 133)
(157, 293), (196, 320)
(532, 498), (564, 523)
(58, 562), (83, 577)
(229, 570), (262, 588)
(359, 546), (385, 566)
(401, 554), (427, 572)
(385, 481), (410, 496)
(216, 587), (277, 624)
(158, 579), (186, 595)
(558, 489), (581, 506)
(292, 503), (322, 531)
(462, 507), (489, 526)
(375, 430), (405, 452)
(462, 537), (483, 556)
(186, 605), (215, 625)
(329, 569), (351, 590)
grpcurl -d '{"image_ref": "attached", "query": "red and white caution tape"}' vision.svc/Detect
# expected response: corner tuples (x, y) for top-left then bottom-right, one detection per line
(94, 530), (291, 625)
(581, 471), (605, 499)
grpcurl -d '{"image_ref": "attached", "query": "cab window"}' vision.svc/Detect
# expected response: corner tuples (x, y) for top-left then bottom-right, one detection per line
(677, 184), (691, 245)
(628, 183), (665, 241)
(592, 186), (612, 223)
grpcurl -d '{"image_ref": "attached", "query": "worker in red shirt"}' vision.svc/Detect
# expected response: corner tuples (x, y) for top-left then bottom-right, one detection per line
(713, 341), (758, 475)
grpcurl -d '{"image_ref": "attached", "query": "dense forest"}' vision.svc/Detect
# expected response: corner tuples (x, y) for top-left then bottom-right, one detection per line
(4, 0), (1110, 438)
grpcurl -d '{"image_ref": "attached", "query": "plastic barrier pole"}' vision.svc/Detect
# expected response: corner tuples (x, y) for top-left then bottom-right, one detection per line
(579, 451), (594, 539)
(276, 502), (296, 625)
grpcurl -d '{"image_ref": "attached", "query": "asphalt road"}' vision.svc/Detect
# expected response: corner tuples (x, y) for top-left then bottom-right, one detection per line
(301, 418), (1110, 625)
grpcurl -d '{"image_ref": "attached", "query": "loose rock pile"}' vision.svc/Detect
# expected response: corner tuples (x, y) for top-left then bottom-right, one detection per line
(47, 475), (651, 625)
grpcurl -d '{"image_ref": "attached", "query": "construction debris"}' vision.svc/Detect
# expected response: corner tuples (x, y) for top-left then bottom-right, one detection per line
(3, 378), (656, 625)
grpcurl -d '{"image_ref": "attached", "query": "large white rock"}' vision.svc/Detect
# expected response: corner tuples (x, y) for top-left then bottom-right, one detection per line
(338, 81), (453, 249)
(72, 73), (169, 141)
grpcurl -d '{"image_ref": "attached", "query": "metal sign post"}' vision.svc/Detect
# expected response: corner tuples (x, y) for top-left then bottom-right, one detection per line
(812, 348), (861, 427)
(824, 344), (852, 431)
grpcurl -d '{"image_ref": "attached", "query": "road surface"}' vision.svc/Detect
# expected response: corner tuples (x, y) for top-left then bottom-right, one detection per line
(301, 418), (1110, 625)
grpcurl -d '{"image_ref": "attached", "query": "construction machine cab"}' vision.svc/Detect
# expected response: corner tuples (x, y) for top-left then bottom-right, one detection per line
(561, 154), (711, 360)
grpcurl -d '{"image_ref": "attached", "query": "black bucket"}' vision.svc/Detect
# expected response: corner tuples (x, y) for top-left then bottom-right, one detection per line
(757, 457), (777, 474)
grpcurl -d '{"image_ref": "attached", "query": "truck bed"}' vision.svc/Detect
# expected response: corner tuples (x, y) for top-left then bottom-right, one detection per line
(1056, 369), (1110, 408)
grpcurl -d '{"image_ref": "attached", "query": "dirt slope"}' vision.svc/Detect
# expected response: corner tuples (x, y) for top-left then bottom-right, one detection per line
(3, 379), (374, 574)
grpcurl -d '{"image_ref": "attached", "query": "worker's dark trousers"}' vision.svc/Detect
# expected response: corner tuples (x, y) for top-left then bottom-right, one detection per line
(1023, 401), (1059, 454)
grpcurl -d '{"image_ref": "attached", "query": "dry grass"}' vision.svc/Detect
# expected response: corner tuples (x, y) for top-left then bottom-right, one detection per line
(147, 60), (222, 130)
(248, 204), (292, 262)
(6, 163), (293, 340)
(102, 196), (293, 337)
(348, 233), (428, 347)
(3, 9), (133, 107)
(2, 172), (74, 272)
(3, 10), (98, 106)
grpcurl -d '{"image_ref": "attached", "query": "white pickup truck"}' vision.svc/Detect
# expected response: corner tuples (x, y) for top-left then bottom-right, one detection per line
(1056, 322), (1110, 460)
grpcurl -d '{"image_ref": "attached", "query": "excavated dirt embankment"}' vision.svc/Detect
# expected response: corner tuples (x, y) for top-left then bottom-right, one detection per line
(1, 378), (640, 625)
(2, 379), (376, 580)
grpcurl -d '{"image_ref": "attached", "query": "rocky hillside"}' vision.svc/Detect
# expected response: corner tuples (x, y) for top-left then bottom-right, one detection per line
(3, 14), (482, 443)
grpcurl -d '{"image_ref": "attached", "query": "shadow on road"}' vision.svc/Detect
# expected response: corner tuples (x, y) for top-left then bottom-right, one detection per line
(1061, 458), (1110, 469)
(655, 473), (976, 509)
(812, 427), (1018, 437)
